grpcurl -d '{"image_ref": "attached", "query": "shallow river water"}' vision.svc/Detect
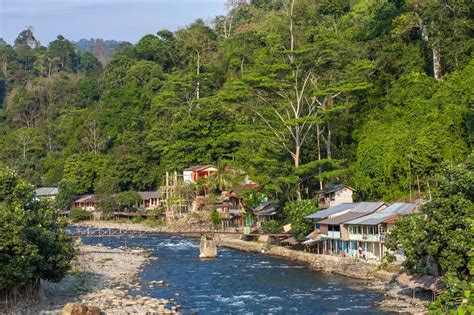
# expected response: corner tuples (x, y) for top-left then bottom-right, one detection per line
(82, 235), (390, 314)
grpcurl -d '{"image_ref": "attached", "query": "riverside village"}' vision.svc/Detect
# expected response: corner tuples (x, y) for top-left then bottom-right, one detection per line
(0, 0), (473, 314)
(21, 164), (443, 314)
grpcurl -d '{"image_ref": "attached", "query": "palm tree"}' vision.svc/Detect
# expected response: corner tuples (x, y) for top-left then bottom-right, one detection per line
(206, 167), (245, 193)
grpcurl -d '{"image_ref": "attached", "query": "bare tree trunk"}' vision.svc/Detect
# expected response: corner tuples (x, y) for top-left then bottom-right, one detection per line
(432, 46), (442, 80)
(196, 51), (201, 100)
(316, 124), (323, 190)
(287, 0), (296, 63)
(420, 18), (442, 80)
(326, 122), (332, 159)
(294, 143), (302, 201)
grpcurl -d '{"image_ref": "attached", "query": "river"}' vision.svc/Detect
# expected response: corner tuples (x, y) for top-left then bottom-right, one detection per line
(81, 235), (390, 314)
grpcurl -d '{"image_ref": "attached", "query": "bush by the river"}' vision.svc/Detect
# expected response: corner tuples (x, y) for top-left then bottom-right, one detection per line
(69, 209), (92, 221)
(283, 200), (317, 241)
(0, 168), (75, 298)
(262, 220), (281, 234)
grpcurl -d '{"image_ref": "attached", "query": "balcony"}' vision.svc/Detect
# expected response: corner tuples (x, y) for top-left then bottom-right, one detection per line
(327, 231), (341, 239)
(349, 234), (379, 242)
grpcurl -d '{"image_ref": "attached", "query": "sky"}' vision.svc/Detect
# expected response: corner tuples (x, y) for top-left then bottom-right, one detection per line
(0, 0), (227, 45)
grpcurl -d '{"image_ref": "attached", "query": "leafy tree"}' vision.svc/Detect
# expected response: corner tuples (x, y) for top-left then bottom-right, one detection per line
(283, 200), (317, 241)
(115, 191), (142, 211)
(385, 155), (474, 311)
(0, 168), (75, 296)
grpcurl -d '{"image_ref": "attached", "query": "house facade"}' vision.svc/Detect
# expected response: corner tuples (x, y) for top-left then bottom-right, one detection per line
(316, 184), (355, 209)
(183, 165), (219, 183)
(34, 187), (58, 202)
(74, 195), (97, 211)
(345, 203), (417, 260)
(137, 191), (163, 210)
(304, 202), (387, 257)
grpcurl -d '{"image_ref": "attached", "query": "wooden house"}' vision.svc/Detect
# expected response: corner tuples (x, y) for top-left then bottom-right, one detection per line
(34, 187), (58, 202)
(214, 183), (274, 229)
(137, 191), (163, 210)
(183, 165), (218, 183)
(74, 195), (97, 212)
(344, 203), (417, 260)
(316, 184), (355, 209)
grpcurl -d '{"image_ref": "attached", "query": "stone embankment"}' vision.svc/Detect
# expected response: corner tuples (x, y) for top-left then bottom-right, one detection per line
(216, 235), (428, 314)
(217, 235), (380, 279)
(10, 244), (177, 314)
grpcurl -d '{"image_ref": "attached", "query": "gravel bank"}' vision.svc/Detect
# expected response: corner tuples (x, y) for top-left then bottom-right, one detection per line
(9, 243), (176, 314)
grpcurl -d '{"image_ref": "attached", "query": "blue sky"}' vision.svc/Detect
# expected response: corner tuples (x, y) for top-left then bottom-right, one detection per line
(0, 0), (227, 45)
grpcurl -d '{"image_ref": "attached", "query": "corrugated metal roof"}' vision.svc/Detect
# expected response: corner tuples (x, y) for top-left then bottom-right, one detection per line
(305, 203), (357, 219)
(138, 191), (161, 200)
(382, 203), (417, 214)
(346, 203), (416, 225)
(75, 195), (96, 203)
(318, 212), (369, 225)
(351, 202), (387, 213)
(35, 187), (58, 196)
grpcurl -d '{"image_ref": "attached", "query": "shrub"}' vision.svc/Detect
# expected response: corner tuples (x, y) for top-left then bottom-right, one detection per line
(262, 220), (281, 234)
(132, 215), (143, 224)
(283, 200), (317, 241)
(69, 209), (92, 221)
(211, 210), (221, 226)
(144, 218), (164, 227)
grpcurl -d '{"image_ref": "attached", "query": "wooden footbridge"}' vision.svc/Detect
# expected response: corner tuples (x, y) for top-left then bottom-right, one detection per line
(67, 227), (290, 238)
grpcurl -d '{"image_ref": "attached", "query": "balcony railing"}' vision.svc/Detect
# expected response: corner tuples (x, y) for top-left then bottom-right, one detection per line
(327, 231), (341, 239)
(349, 234), (379, 242)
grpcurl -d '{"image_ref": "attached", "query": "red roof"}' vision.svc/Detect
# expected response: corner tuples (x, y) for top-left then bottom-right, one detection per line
(183, 165), (216, 172)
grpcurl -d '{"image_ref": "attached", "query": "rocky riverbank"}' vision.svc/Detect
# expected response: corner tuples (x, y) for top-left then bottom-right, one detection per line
(72, 220), (429, 314)
(9, 243), (177, 314)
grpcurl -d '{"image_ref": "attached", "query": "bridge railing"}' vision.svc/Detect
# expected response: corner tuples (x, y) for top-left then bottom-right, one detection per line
(67, 226), (291, 238)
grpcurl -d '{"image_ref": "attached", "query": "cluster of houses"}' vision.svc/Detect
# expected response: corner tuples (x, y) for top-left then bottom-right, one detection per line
(303, 184), (417, 261)
(34, 165), (417, 262)
(35, 188), (164, 215)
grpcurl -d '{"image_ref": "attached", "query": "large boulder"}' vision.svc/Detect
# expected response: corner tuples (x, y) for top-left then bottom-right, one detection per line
(199, 234), (218, 258)
(61, 303), (101, 315)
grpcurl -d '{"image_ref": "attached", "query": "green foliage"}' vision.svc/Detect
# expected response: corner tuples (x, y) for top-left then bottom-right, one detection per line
(144, 218), (165, 227)
(115, 191), (142, 211)
(0, 168), (75, 291)
(131, 215), (143, 224)
(283, 200), (317, 241)
(385, 155), (474, 311)
(0, 7), (472, 305)
(240, 188), (268, 210)
(68, 209), (91, 221)
(262, 219), (281, 234)
(211, 210), (221, 226)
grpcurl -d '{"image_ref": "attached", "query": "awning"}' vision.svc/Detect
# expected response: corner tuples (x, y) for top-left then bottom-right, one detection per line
(302, 239), (318, 245)
(280, 236), (299, 246)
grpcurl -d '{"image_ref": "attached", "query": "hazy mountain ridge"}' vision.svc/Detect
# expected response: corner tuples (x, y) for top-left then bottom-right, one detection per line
(75, 38), (131, 64)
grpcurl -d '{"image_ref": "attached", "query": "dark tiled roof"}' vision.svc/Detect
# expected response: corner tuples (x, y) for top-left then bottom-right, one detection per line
(316, 183), (355, 194)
